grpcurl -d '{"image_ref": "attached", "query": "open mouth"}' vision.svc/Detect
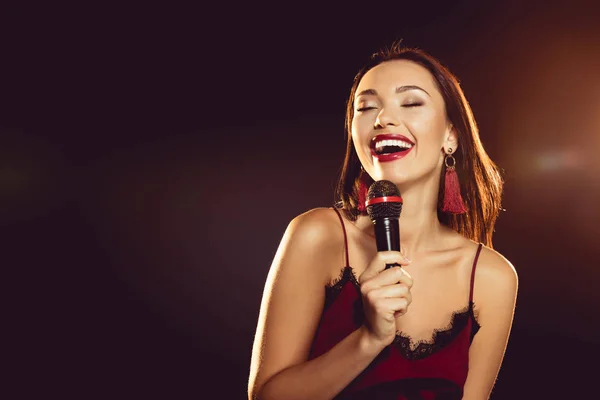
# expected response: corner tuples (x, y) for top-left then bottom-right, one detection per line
(370, 134), (414, 161)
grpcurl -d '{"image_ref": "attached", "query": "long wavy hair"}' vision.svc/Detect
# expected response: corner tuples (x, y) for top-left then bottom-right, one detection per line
(335, 43), (504, 247)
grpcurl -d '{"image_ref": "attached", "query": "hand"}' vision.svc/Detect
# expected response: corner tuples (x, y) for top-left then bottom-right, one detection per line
(358, 251), (413, 348)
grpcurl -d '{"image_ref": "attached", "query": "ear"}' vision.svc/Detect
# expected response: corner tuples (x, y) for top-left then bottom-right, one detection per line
(443, 126), (458, 154)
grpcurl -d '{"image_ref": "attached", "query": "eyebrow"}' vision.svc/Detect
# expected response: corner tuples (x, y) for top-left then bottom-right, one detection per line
(355, 85), (431, 98)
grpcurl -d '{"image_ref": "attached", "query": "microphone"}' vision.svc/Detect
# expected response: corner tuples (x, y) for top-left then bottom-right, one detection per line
(365, 180), (403, 269)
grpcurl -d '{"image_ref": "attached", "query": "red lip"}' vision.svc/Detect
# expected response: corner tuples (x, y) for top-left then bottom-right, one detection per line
(370, 134), (415, 162)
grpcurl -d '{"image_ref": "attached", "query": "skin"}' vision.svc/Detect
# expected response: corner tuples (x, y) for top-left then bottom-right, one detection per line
(248, 60), (518, 400)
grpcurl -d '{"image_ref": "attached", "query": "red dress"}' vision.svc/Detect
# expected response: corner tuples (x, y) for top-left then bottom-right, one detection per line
(308, 208), (482, 400)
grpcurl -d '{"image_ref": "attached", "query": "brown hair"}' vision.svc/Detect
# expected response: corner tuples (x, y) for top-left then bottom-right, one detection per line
(335, 43), (504, 247)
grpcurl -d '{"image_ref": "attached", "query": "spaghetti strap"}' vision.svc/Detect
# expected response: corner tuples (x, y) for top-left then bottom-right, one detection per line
(332, 208), (350, 267)
(469, 243), (483, 304)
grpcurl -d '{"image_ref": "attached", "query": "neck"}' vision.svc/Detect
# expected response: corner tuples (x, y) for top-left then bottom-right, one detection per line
(396, 185), (444, 257)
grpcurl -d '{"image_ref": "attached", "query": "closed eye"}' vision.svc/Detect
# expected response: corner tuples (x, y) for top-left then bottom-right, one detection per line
(402, 102), (423, 108)
(356, 107), (376, 112)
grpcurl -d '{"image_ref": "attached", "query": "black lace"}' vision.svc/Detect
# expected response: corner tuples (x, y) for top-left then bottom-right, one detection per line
(393, 303), (479, 360)
(324, 266), (481, 360)
(324, 266), (361, 311)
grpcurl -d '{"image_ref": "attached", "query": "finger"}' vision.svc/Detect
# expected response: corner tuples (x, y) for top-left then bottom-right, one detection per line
(377, 298), (410, 319)
(359, 251), (411, 283)
(368, 283), (410, 300)
(364, 267), (405, 289)
(397, 268), (413, 289)
(378, 251), (412, 267)
(378, 266), (414, 287)
(361, 267), (414, 295)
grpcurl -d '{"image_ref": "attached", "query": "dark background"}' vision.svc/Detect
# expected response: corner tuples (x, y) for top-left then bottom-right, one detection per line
(3, 1), (600, 398)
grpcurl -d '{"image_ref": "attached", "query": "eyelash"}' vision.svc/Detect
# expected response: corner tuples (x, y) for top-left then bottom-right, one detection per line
(356, 103), (423, 112)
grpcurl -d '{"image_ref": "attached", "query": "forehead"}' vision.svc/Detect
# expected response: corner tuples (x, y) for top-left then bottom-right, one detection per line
(356, 59), (438, 96)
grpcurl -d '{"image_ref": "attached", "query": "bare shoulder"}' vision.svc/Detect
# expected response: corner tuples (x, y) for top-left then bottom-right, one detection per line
(440, 229), (518, 309)
(471, 244), (519, 316)
(285, 207), (343, 248)
(278, 207), (346, 283)
(440, 230), (516, 287)
(476, 245), (519, 293)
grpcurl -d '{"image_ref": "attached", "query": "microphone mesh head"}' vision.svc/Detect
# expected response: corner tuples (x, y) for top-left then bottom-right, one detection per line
(366, 180), (403, 221)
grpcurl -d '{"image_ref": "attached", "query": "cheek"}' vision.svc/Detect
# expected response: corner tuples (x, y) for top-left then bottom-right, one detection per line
(407, 111), (447, 146)
(350, 122), (372, 165)
(351, 118), (369, 148)
(351, 116), (368, 137)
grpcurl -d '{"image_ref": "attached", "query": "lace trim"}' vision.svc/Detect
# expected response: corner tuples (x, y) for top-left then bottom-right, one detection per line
(393, 302), (479, 361)
(324, 266), (481, 360)
(324, 266), (360, 311)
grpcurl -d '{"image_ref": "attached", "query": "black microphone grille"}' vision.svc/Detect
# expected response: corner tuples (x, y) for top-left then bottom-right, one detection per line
(366, 180), (403, 221)
(367, 180), (401, 199)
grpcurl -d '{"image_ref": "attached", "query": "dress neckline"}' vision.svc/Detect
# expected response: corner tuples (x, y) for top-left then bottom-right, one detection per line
(325, 265), (480, 361)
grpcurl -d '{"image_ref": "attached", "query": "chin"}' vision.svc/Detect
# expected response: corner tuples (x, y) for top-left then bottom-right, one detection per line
(372, 160), (441, 187)
(372, 171), (409, 186)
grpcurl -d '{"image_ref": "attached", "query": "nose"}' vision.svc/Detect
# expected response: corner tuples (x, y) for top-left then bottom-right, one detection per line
(374, 107), (400, 129)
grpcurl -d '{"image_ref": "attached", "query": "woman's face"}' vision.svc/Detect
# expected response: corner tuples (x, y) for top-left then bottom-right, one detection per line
(351, 59), (457, 186)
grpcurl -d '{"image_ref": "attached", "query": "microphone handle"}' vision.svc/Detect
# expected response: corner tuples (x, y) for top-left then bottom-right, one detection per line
(374, 217), (400, 269)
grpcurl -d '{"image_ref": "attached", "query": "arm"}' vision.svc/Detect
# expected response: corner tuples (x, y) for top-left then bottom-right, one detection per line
(462, 248), (519, 400)
(248, 209), (386, 400)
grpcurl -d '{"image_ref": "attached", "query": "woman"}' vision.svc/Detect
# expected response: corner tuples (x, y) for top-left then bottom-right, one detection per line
(248, 43), (518, 400)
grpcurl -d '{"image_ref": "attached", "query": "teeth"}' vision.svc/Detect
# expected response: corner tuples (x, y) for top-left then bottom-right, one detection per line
(375, 139), (413, 149)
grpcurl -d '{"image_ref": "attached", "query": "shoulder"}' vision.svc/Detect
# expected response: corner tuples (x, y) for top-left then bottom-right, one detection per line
(473, 245), (519, 312)
(441, 230), (517, 289)
(274, 208), (346, 281)
(284, 207), (343, 246)
(443, 229), (518, 310)
(476, 246), (518, 292)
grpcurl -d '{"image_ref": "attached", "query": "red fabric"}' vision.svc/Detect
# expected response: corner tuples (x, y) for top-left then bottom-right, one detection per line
(308, 274), (477, 399)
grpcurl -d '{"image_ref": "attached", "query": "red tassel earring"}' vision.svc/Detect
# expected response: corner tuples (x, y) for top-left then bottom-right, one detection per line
(442, 148), (467, 214)
(357, 168), (370, 213)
